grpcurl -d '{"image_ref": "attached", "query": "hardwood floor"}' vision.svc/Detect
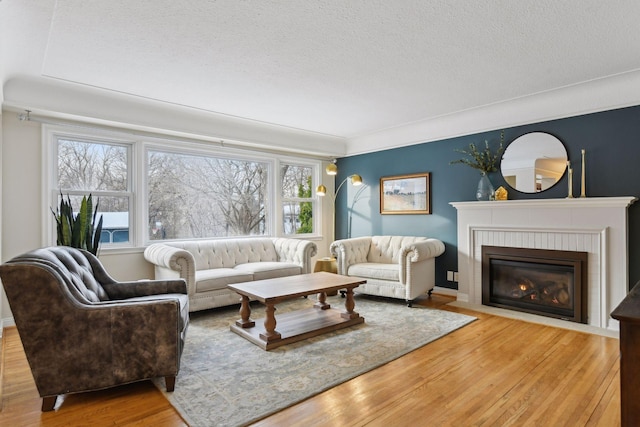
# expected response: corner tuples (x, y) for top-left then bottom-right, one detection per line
(0, 294), (620, 426)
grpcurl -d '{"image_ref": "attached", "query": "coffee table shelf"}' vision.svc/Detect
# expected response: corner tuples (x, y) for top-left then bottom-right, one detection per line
(228, 272), (366, 350)
(230, 306), (364, 350)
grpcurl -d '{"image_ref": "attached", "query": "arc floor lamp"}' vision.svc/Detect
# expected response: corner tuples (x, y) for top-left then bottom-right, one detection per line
(316, 160), (363, 240)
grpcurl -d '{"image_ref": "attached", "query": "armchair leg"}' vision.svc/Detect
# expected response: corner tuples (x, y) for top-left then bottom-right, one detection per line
(41, 395), (57, 411)
(165, 376), (176, 392)
(340, 290), (346, 298)
(428, 289), (433, 297)
(407, 300), (413, 308)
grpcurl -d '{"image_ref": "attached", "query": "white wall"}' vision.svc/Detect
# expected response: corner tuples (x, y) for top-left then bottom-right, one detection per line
(0, 110), (4, 325)
(2, 115), (42, 259)
(1, 113), (43, 327)
(0, 111), (335, 326)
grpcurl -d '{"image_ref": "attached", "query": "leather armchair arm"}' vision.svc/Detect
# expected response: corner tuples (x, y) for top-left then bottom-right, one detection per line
(102, 279), (187, 300)
(81, 298), (183, 387)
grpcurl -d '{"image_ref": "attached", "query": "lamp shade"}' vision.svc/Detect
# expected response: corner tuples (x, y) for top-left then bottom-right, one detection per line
(351, 174), (363, 186)
(326, 163), (338, 175)
(316, 184), (327, 196)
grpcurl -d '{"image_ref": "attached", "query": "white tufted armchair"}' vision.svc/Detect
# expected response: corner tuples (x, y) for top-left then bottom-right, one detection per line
(330, 236), (445, 306)
(144, 238), (317, 312)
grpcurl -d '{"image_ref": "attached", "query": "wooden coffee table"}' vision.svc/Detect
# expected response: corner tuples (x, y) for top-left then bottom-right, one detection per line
(228, 272), (366, 350)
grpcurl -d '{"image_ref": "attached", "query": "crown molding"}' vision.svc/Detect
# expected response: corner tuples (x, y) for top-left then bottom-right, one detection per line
(346, 70), (640, 156)
(3, 75), (348, 158)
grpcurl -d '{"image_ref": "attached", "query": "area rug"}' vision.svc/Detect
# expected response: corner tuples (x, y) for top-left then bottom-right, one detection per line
(154, 295), (476, 427)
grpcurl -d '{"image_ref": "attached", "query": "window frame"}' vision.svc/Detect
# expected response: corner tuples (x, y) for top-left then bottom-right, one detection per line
(44, 126), (135, 250)
(44, 125), (323, 251)
(143, 141), (275, 242)
(279, 159), (320, 237)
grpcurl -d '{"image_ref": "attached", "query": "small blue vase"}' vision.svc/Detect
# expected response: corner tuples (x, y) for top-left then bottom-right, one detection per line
(476, 172), (494, 201)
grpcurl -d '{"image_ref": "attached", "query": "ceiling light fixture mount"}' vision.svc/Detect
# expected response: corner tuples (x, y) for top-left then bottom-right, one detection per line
(18, 109), (32, 121)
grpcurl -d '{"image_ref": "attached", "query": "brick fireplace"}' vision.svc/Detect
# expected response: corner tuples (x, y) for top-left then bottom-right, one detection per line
(451, 197), (636, 331)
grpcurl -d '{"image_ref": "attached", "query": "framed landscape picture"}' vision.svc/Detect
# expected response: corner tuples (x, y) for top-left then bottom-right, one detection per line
(380, 172), (431, 215)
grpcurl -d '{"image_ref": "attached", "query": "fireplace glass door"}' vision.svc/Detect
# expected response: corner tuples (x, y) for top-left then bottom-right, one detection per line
(482, 246), (588, 323)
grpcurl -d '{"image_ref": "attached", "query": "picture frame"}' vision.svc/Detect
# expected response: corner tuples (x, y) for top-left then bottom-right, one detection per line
(380, 172), (431, 215)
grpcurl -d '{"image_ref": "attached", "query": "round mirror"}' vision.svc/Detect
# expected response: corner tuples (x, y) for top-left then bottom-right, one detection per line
(500, 132), (567, 193)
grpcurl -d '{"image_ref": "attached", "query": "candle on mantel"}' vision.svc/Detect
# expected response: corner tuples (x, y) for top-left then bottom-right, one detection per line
(567, 161), (573, 198)
(580, 149), (586, 198)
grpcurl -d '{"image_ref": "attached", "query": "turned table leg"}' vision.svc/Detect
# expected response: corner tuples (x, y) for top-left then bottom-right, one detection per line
(341, 287), (359, 319)
(314, 291), (331, 310)
(259, 303), (282, 341)
(235, 295), (255, 328)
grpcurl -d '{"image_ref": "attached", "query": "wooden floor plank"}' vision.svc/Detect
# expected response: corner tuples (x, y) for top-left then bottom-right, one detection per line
(1, 294), (620, 427)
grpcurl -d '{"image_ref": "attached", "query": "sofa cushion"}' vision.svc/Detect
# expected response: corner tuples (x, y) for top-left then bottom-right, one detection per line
(348, 262), (399, 282)
(195, 269), (254, 292)
(234, 262), (301, 281)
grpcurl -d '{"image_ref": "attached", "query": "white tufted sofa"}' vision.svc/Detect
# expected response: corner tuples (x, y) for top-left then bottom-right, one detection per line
(330, 236), (445, 306)
(144, 238), (317, 312)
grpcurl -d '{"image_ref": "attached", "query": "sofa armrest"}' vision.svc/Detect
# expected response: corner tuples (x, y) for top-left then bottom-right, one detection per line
(144, 244), (196, 296)
(272, 238), (318, 273)
(402, 239), (445, 262)
(330, 237), (372, 275)
(399, 238), (445, 283)
(103, 279), (187, 300)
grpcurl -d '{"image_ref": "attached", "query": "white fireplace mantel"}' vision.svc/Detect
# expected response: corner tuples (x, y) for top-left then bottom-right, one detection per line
(451, 196), (637, 331)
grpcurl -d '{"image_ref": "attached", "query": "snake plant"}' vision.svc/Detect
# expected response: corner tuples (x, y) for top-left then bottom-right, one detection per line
(51, 193), (104, 255)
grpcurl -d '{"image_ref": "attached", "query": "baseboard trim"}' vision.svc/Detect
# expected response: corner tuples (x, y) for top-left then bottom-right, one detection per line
(448, 300), (618, 338)
(455, 292), (469, 303)
(1, 317), (16, 337)
(433, 286), (457, 297)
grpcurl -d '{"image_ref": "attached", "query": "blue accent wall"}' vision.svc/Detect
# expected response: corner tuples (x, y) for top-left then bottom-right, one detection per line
(334, 104), (640, 290)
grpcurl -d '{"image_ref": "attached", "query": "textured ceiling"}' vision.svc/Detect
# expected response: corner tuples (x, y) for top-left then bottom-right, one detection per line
(3, 0), (640, 143)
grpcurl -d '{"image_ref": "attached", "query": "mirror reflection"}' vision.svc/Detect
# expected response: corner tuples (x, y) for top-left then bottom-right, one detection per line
(500, 132), (567, 193)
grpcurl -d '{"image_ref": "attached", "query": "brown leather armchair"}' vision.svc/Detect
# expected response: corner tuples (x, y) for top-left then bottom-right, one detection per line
(0, 246), (189, 411)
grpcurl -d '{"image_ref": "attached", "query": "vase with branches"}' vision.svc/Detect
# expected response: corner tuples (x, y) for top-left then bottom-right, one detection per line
(450, 131), (505, 200)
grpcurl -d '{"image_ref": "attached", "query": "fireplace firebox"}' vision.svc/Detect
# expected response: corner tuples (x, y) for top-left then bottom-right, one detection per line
(482, 246), (588, 324)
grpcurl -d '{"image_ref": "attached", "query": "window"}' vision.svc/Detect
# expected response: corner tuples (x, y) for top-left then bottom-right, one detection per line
(54, 135), (132, 246)
(280, 164), (315, 235)
(147, 149), (269, 240)
(47, 126), (321, 248)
